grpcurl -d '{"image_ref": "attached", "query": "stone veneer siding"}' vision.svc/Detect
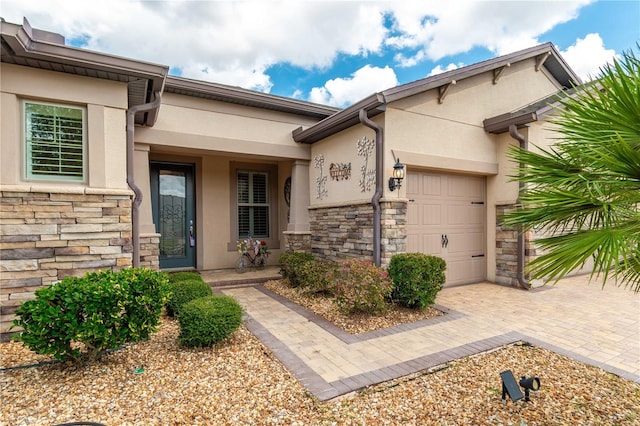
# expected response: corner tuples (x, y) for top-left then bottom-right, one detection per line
(495, 204), (536, 286)
(139, 233), (161, 269)
(0, 188), (142, 339)
(309, 200), (407, 267)
(380, 200), (407, 267)
(282, 231), (311, 253)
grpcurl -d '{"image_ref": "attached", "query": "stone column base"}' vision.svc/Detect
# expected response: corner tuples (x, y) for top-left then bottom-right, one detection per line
(139, 233), (161, 270)
(283, 231), (311, 253)
(495, 204), (536, 287)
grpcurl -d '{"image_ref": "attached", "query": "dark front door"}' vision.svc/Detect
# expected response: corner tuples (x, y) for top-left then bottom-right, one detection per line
(150, 162), (196, 269)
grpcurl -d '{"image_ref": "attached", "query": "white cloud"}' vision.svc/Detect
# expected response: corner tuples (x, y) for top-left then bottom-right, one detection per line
(427, 62), (464, 77)
(560, 33), (619, 82)
(309, 65), (398, 107)
(1, 0), (607, 97)
(394, 50), (426, 68)
(0, 0), (389, 92)
(386, 0), (593, 62)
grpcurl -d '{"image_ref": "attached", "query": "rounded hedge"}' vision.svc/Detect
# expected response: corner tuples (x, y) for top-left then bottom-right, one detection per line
(12, 268), (170, 362)
(166, 279), (212, 317)
(278, 251), (316, 287)
(388, 253), (446, 309)
(178, 295), (243, 347)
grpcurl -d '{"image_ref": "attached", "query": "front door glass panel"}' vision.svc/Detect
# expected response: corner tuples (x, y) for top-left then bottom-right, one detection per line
(159, 170), (186, 258)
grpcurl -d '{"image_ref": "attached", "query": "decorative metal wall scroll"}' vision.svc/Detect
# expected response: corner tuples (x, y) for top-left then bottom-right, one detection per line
(329, 162), (351, 181)
(356, 136), (376, 192)
(314, 154), (328, 199)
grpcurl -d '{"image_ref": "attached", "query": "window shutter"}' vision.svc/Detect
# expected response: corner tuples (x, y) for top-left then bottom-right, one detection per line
(237, 170), (270, 239)
(26, 103), (84, 180)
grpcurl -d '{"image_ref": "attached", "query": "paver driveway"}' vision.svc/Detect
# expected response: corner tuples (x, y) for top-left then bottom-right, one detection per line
(221, 275), (639, 401)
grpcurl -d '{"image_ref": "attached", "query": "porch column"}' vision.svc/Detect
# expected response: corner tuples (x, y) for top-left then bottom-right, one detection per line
(135, 143), (156, 234)
(135, 143), (160, 269)
(284, 159), (311, 252)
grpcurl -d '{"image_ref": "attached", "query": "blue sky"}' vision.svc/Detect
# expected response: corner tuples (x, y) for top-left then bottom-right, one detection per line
(2, 0), (638, 107)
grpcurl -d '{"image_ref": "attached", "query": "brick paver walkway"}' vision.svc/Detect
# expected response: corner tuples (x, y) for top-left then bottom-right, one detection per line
(221, 275), (639, 401)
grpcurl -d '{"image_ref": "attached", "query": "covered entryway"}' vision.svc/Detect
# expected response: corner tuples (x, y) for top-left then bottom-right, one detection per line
(407, 170), (486, 286)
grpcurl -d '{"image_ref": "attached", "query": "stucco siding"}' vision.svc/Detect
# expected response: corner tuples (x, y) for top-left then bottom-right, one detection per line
(308, 123), (378, 207)
(0, 63), (128, 109)
(0, 63), (129, 191)
(139, 93), (317, 159)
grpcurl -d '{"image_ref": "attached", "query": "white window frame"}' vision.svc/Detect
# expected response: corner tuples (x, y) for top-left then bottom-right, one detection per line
(23, 100), (87, 182)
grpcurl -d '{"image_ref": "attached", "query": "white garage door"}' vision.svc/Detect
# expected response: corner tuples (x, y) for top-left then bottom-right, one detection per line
(407, 171), (486, 286)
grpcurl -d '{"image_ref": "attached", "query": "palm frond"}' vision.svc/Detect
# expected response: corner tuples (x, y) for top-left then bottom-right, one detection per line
(504, 45), (640, 292)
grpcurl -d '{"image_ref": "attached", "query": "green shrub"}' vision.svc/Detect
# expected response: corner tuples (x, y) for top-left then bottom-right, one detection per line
(166, 279), (212, 317)
(278, 251), (315, 287)
(331, 259), (393, 314)
(168, 271), (203, 283)
(297, 259), (336, 294)
(388, 253), (446, 309)
(12, 268), (170, 362)
(178, 295), (243, 347)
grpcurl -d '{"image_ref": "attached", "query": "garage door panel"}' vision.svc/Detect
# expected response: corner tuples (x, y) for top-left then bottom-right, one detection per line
(407, 231), (441, 255)
(447, 175), (483, 198)
(407, 170), (486, 286)
(446, 232), (483, 254)
(406, 173), (421, 195)
(421, 174), (442, 196)
(446, 257), (486, 284)
(407, 233), (419, 252)
(423, 235), (442, 256)
(422, 204), (442, 226)
(446, 204), (483, 226)
(407, 203), (420, 226)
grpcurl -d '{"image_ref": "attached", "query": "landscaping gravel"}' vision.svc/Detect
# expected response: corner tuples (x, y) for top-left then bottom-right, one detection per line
(263, 279), (442, 334)
(1, 282), (639, 425)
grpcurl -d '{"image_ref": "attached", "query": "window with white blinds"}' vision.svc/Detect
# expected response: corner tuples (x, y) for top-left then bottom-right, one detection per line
(24, 102), (85, 180)
(237, 171), (270, 238)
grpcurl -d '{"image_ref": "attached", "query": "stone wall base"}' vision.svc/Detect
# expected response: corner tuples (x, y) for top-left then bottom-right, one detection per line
(495, 204), (536, 287)
(380, 200), (407, 268)
(139, 233), (160, 270)
(0, 189), (134, 339)
(309, 204), (374, 262)
(282, 231), (311, 253)
(309, 200), (407, 267)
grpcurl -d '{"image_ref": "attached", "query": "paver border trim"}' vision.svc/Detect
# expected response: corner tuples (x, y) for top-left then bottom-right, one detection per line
(220, 284), (640, 401)
(253, 285), (465, 344)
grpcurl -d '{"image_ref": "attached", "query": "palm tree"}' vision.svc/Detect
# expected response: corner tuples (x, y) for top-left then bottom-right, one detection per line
(504, 47), (640, 292)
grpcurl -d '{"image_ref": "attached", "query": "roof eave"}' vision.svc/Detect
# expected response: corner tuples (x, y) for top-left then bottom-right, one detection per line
(483, 112), (538, 134)
(1, 19), (169, 126)
(293, 93), (386, 143)
(164, 76), (339, 119)
(294, 42), (580, 144)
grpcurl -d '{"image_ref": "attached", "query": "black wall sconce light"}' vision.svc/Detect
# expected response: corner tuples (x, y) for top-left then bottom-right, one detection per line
(388, 158), (405, 191)
(500, 370), (541, 403)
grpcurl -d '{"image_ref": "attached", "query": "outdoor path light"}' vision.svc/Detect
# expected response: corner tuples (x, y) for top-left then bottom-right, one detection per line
(519, 376), (541, 402)
(388, 158), (405, 191)
(500, 370), (541, 403)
